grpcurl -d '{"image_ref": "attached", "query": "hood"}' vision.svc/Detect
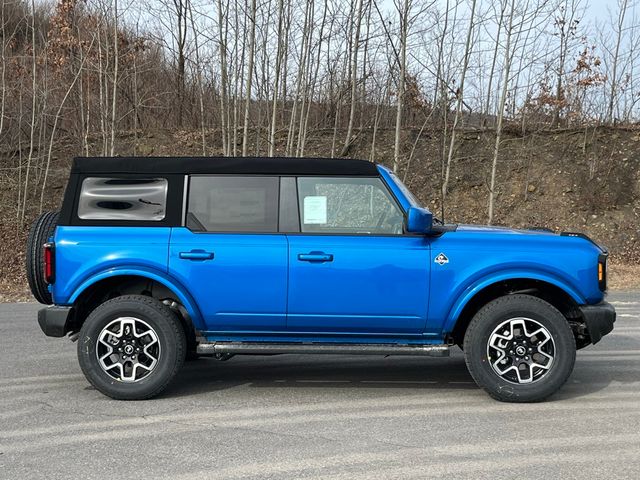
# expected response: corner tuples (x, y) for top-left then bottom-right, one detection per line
(455, 224), (556, 236)
(452, 224), (606, 252)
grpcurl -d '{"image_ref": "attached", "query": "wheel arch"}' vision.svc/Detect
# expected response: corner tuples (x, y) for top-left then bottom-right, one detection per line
(445, 273), (584, 345)
(67, 268), (205, 334)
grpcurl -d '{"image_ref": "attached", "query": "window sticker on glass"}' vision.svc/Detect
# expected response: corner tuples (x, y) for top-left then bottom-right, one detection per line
(303, 196), (327, 224)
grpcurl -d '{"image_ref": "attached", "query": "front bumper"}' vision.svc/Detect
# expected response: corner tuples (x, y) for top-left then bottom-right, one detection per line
(38, 306), (73, 337)
(578, 301), (616, 344)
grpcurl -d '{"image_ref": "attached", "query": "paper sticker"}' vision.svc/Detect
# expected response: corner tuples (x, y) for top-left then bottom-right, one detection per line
(303, 196), (327, 224)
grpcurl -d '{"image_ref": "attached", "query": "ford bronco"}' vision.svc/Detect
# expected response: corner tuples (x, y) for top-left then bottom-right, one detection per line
(28, 156), (615, 401)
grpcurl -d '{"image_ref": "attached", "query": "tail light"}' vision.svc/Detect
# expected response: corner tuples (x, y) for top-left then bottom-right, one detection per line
(44, 242), (55, 284)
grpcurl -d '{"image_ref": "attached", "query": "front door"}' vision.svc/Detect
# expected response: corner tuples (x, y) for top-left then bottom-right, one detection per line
(287, 176), (430, 334)
(169, 175), (287, 332)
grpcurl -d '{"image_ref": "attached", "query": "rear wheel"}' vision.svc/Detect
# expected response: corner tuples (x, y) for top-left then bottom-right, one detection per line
(78, 295), (186, 400)
(463, 294), (576, 402)
(25, 211), (59, 304)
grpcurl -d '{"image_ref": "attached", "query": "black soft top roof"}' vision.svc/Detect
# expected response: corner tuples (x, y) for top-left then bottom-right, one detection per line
(71, 156), (379, 176)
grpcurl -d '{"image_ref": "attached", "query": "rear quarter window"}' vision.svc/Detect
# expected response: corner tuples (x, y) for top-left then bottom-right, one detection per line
(77, 177), (168, 221)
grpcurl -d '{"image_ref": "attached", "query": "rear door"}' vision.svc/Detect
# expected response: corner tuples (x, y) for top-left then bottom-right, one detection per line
(169, 175), (288, 332)
(286, 176), (430, 334)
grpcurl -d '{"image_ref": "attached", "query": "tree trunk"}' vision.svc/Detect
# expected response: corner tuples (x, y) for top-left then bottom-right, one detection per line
(607, 0), (629, 123)
(488, 0), (516, 225)
(110, 0), (119, 156)
(268, 0), (285, 157)
(341, 0), (364, 156)
(441, 0), (477, 215)
(242, 0), (257, 156)
(393, 0), (411, 173)
(21, 0), (38, 224)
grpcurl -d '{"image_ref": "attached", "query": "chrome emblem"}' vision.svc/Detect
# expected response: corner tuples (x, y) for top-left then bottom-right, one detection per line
(434, 253), (449, 265)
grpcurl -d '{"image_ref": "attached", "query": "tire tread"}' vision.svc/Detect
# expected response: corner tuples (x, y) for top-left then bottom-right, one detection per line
(26, 211), (59, 304)
(463, 294), (576, 403)
(78, 295), (186, 400)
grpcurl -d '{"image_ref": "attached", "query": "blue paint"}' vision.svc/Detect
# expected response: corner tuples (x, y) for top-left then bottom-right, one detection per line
(52, 169), (607, 345)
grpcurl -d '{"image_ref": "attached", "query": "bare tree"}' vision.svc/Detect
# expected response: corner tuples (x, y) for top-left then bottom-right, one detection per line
(217, 0), (230, 155)
(268, 0), (286, 157)
(241, 0), (257, 156)
(21, 0), (39, 224)
(551, 0), (582, 127)
(488, 0), (517, 225)
(393, 0), (411, 173)
(341, 0), (364, 156)
(607, 0), (630, 123)
(41, 37), (95, 212)
(483, 0), (507, 123)
(110, 0), (119, 156)
(441, 0), (477, 214)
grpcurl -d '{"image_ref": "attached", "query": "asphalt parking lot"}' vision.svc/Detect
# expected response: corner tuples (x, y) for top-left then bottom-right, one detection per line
(1, 291), (639, 479)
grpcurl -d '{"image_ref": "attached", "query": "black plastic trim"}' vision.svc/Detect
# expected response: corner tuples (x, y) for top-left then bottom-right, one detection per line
(578, 301), (616, 345)
(279, 177), (300, 233)
(38, 306), (73, 337)
(598, 253), (608, 292)
(58, 173), (79, 226)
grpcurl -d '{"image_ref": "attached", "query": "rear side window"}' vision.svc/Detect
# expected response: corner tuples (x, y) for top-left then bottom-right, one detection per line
(77, 177), (168, 221)
(187, 176), (279, 232)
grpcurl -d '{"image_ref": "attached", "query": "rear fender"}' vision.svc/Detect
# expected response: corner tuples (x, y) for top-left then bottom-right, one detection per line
(68, 266), (205, 330)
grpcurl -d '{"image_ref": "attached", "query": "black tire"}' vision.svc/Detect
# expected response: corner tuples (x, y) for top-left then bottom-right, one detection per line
(78, 295), (186, 400)
(463, 294), (576, 403)
(25, 211), (59, 304)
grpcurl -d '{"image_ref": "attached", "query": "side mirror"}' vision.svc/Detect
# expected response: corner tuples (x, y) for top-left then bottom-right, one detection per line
(406, 206), (433, 234)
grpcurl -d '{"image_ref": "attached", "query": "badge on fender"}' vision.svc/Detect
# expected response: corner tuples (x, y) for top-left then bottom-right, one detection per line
(434, 253), (449, 265)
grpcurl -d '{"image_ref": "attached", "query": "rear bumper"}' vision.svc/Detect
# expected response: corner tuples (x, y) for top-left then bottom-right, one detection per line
(578, 301), (616, 344)
(38, 306), (73, 337)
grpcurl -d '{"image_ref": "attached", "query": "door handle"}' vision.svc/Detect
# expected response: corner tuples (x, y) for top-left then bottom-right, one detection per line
(298, 252), (334, 263)
(179, 250), (214, 260)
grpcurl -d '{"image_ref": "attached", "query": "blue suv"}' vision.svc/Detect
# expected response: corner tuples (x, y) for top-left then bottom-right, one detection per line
(28, 157), (615, 401)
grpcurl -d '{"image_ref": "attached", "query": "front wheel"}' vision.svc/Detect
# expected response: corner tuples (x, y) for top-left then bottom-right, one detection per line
(78, 295), (186, 400)
(463, 294), (576, 403)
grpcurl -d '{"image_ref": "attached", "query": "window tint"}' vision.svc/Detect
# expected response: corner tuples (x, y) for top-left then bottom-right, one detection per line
(187, 176), (279, 232)
(297, 177), (404, 234)
(77, 177), (168, 221)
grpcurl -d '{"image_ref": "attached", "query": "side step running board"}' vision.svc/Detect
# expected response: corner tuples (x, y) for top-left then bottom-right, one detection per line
(197, 342), (450, 357)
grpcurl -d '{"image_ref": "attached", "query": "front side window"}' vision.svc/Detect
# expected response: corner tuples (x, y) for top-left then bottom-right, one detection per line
(187, 176), (279, 232)
(77, 177), (168, 221)
(297, 177), (404, 234)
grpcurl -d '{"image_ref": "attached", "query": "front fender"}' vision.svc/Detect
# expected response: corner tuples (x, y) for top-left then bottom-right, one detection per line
(441, 268), (586, 334)
(67, 266), (205, 330)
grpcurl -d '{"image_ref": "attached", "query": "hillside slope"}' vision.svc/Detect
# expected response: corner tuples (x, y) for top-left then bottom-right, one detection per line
(1, 126), (638, 300)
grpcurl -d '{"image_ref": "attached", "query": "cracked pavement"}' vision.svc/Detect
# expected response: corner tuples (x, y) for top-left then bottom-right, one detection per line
(1, 292), (640, 479)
